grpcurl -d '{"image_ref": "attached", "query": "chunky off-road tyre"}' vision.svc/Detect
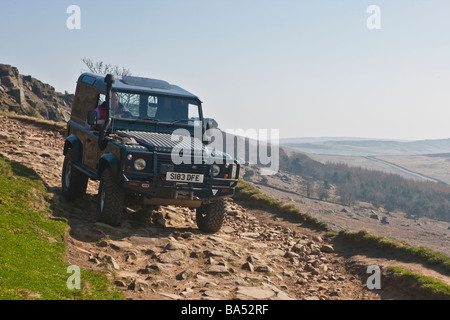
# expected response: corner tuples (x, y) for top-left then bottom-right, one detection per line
(96, 167), (124, 226)
(61, 149), (88, 201)
(196, 199), (226, 233)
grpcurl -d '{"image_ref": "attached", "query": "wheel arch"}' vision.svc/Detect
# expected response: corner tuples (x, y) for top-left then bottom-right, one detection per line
(63, 134), (83, 162)
(98, 152), (120, 181)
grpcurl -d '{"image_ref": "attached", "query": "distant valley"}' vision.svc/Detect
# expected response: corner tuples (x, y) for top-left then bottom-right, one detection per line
(279, 137), (450, 185)
(280, 137), (450, 156)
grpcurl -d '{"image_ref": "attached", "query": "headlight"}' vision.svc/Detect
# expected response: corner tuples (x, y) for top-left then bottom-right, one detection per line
(134, 158), (146, 171)
(212, 164), (220, 176)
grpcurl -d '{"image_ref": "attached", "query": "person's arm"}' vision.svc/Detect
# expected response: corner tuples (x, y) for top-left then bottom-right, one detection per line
(118, 104), (133, 118)
(96, 107), (105, 125)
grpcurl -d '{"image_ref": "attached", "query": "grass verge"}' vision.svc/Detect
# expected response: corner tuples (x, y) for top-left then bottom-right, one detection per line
(0, 156), (123, 300)
(337, 229), (450, 274)
(385, 266), (450, 299)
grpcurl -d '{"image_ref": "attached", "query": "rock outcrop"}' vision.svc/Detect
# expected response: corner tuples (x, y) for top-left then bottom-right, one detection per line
(0, 63), (72, 122)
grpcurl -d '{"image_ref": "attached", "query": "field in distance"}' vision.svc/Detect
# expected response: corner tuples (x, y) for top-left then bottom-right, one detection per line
(305, 152), (450, 185)
(280, 137), (450, 185)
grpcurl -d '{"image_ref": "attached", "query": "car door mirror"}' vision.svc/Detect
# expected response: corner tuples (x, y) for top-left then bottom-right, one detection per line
(87, 110), (97, 126)
(203, 118), (219, 143)
(204, 118), (218, 130)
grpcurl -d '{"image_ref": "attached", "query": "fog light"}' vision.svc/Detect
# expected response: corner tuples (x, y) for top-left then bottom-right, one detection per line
(134, 158), (146, 171)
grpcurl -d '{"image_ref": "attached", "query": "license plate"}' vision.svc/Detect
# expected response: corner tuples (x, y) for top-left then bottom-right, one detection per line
(166, 172), (204, 183)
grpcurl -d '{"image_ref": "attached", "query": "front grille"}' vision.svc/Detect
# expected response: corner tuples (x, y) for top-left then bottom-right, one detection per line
(157, 153), (208, 175)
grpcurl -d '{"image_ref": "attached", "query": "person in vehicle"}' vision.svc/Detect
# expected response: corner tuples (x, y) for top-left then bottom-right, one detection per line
(85, 92), (131, 129)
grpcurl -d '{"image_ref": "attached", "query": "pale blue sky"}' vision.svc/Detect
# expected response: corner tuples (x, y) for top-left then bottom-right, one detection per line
(1, 1), (450, 140)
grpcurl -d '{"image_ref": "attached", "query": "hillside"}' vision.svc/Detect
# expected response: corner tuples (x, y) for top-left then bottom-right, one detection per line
(281, 137), (450, 156)
(0, 68), (449, 300)
(303, 152), (450, 185)
(245, 167), (450, 258)
(0, 64), (72, 122)
(0, 154), (122, 300)
(278, 147), (450, 223)
(0, 113), (449, 300)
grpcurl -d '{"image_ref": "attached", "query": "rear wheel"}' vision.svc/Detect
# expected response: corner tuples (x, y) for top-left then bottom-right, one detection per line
(196, 199), (225, 233)
(61, 150), (88, 201)
(96, 167), (124, 226)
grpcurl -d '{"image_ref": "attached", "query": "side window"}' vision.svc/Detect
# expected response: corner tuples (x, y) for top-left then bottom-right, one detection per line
(148, 96), (158, 117)
(80, 75), (96, 85)
(117, 92), (139, 116)
(98, 94), (105, 105)
(188, 103), (200, 121)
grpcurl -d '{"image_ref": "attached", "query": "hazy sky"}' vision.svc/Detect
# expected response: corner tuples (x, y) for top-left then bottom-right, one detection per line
(1, 1), (449, 140)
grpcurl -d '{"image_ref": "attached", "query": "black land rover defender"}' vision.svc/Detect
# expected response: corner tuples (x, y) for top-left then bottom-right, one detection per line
(62, 73), (239, 233)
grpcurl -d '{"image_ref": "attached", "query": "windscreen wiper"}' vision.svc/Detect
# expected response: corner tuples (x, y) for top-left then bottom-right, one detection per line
(170, 118), (191, 125)
(138, 117), (160, 123)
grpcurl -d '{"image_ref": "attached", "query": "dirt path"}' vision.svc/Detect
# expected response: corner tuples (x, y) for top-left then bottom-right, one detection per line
(0, 114), (448, 300)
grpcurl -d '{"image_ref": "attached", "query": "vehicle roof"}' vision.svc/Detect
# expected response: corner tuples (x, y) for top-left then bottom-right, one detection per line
(78, 73), (200, 100)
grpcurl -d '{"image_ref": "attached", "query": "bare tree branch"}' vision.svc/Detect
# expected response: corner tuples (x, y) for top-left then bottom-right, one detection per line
(81, 58), (132, 77)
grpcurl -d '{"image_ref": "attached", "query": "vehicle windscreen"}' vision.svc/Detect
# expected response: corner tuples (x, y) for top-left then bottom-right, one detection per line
(98, 91), (201, 125)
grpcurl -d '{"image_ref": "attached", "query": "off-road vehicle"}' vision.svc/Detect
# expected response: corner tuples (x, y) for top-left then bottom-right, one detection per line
(62, 73), (239, 233)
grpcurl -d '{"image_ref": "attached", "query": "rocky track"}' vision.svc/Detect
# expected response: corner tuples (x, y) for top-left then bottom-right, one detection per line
(0, 114), (448, 300)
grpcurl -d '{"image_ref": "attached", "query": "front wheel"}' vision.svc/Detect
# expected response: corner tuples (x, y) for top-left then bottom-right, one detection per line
(196, 199), (226, 233)
(96, 167), (124, 226)
(61, 150), (88, 201)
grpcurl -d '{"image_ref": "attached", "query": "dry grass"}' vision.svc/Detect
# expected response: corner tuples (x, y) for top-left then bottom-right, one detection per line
(0, 110), (67, 131)
(377, 155), (450, 185)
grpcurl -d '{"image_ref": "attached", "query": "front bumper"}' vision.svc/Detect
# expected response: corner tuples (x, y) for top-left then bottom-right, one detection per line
(122, 157), (240, 205)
